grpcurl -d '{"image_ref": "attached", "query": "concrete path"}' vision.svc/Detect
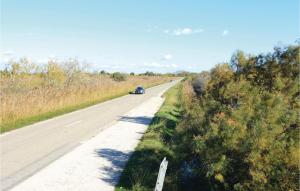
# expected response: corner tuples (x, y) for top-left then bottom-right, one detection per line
(0, 80), (179, 190)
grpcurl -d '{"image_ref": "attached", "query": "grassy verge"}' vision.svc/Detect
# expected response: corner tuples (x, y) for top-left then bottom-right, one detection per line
(116, 82), (182, 191)
(0, 81), (165, 133)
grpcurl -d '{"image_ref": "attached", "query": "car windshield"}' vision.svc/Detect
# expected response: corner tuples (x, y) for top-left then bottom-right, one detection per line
(136, 87), (143, 90)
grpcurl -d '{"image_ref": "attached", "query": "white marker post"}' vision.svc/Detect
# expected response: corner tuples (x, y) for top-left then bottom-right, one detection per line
(154, 157), (168, 191)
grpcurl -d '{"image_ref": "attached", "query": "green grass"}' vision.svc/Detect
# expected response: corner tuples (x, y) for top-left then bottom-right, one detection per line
(0, 82), (165, 133)
(116, 83), (182, 191)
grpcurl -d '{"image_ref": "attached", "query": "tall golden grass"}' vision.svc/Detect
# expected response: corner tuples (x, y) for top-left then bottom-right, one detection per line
(0, 59), (173, 132)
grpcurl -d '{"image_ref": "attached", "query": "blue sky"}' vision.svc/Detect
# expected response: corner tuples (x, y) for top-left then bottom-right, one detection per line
(0, 0), (299, 73)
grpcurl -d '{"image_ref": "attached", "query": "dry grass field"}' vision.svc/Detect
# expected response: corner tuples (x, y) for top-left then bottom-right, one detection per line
(0, 59), (173, 132)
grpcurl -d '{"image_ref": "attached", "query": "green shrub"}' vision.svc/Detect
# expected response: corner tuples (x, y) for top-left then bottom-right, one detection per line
(177, 44), (299, 191)
(111, 72), (127, 81)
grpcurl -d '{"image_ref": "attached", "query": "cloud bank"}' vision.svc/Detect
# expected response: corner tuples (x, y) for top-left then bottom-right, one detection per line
(164, 28), (203, 36)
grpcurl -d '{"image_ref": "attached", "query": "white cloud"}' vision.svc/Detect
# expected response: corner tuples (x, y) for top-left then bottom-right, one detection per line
(143, 62), (177, 68)
(174, 28), (192, 35)
(2, 50), (14, 57)
(222, 30), (229, 36)
(163, 30), (170, 34)
(164, 28), (203, 36)
(101, 64), (120, 69)
(162, 54), (173, 60)
(169, 64), (178, 68)
(144, 62), (162, 67)
(1, 51), (14, 64)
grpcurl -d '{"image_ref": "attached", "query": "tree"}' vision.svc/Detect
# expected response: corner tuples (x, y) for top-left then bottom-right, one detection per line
(46, 61), (66, 86)
(63, 58), (80, 86)
(111, 72), (127, 81)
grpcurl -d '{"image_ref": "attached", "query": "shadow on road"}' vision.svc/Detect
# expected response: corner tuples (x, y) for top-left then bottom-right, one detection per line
(95, 148), (132, 186)
(118, 116), (152, 125)
(95, 116), (154, 186)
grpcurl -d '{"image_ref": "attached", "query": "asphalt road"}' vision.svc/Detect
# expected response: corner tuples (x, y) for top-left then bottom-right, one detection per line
(0, 80), (179, 191)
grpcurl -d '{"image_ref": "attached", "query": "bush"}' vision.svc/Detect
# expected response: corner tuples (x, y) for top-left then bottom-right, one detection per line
(176, 44), (299, 191)
(111, 72), (127, 81)
(100, 70), (106, 75)
(142, 71), (157, 76)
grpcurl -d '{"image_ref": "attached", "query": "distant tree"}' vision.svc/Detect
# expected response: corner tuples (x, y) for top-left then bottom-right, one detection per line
(130, 72), (135, 76)
(111, 72), (127, 81)
(46, 61), (66, 86)
(144, 71), (156, 76)
(62, 58), (80, 86)
(164, 73), (176, 77)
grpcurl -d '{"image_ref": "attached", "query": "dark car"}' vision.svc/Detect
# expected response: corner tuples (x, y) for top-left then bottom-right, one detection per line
(134, 86), (145, 94)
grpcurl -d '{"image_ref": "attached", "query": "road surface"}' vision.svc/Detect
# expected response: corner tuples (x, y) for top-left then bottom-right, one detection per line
(0, 80), (179, 191)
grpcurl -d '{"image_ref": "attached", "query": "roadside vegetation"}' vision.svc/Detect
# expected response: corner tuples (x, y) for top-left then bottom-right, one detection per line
(0, 58), (173, 133)
(116, 82), (183, 191)
(117, 44), (299, 191)
(176, 44), (299, 191)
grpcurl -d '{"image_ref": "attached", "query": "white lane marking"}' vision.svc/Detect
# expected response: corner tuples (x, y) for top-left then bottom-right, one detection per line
(65, 120), (82, 127)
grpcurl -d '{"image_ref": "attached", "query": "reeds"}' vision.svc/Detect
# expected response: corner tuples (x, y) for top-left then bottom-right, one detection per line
(0, 67), (171, 132)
